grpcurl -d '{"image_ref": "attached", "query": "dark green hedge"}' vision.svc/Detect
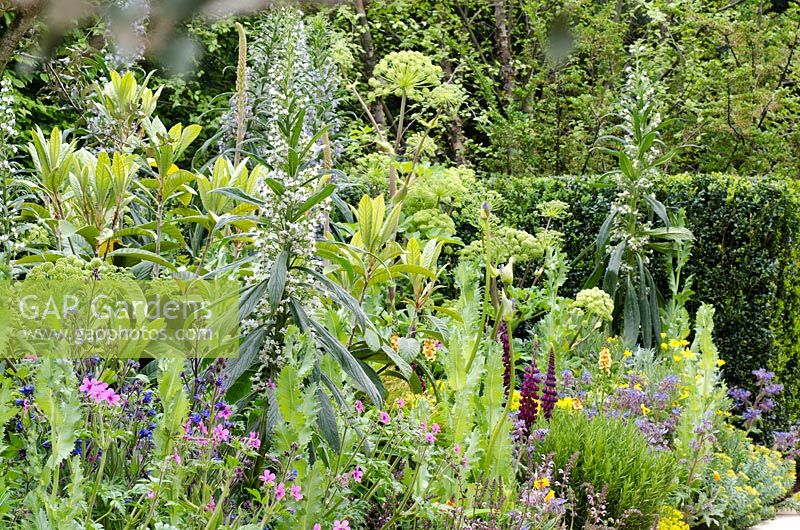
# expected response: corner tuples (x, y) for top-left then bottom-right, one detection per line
(489, 173), (800, 426)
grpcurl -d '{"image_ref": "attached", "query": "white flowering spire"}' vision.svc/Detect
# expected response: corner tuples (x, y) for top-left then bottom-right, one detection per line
(608, 63), (665, 266)
(232, 9), (343, 382)
(0, 78), (23, 271)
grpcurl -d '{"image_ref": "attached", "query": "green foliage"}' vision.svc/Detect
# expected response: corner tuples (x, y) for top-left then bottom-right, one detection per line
(493, 172), (800, 427)
(534, 410), (679, 529)
(687, 426), (796, 529)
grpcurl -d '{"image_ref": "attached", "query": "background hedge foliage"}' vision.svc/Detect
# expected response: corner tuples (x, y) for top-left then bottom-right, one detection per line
(489, 172), (800, 427)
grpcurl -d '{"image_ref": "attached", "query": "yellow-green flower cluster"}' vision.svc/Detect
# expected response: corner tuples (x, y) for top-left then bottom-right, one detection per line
(27, 256), (132, 281)
(369, 51), (442, 101)
(537, 199), (570, 220)
(406, 165), (477, 212)
(461, 226), (546, 265)
(429, 83), (466, 114)
(405, 131), (438, 160)
(575, 287), (614, 322)
(405, 209), (456, 238)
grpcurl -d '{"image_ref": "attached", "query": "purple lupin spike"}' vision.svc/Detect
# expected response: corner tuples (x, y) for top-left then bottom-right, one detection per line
(541, 348), (558, 420)
(519, 358), (541, 432)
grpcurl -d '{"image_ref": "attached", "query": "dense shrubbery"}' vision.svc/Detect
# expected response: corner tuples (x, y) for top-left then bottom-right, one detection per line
(491, 172), (800, 427)
(1, 1), (799, 529)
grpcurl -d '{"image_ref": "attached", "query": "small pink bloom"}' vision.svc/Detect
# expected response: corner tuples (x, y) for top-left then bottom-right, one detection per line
(333, 520), (350, 530)
(431, 423), (441, 434)
(168, 449), (181, 464)
(206, 496), (215, 512)
(425, 432), (436, 444)
(267, 379), (276, 390)
(290, 484), (303, 501)
(217, 403), (233, 419)
(354, 400), (364, 414)
(352, 466), (363, 483)
(313, 525), (321, 530)
(246, 431), (261, 450)
(396, 398), (405, 408)
(339, 474), (349, 486)
(259, 469), (276, 486)
(146, 490), (155, 499)
(275, 482), (286, 501)
(453, 444), (462, 456)
(212, 424), (230, 445)
(79, 377), (95, 393)
(379, 411), (390, 425)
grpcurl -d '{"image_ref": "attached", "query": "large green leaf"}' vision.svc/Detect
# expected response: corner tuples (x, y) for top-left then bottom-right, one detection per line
(267, 251), (289, 311)
(109, 248), (177, 271)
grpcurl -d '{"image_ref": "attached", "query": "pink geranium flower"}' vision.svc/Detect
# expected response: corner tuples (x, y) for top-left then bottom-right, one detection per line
(352, 466), (363, 483)
(379, 411), (390, 425)
(354, 400), (364, 414)
(290, 484), (303, 501)
(275, 482), (286, 501)
(333, 520), (350, 530)
(217, 403), (233, 419)
(259, 469), (276, 486)
(245, 431), (261, 450)
(211, 424), (229, 445)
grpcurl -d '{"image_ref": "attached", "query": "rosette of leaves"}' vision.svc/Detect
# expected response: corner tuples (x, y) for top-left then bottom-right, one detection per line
(587, 68), (693, 347)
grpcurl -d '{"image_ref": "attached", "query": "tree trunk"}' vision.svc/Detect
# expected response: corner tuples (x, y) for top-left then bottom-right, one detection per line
(441, 58), (467, 164)
(494, 0), (515, 100)
(354, 0), (385, 125)
(0, 0), (46, 74)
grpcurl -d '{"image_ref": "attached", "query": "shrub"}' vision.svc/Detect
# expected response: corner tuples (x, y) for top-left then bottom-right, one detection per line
(687, 425), (796, 529)
(492, 172), (800, 426)
(533, 410), (679, 528)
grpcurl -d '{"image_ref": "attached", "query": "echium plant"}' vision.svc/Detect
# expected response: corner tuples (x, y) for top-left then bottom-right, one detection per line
(0, 77), (24, 277)
(224, 8), (342, 165)
(588, 57), (693, 347)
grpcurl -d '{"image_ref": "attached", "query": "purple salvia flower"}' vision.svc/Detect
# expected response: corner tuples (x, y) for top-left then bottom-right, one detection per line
(541, 348), (558, 420)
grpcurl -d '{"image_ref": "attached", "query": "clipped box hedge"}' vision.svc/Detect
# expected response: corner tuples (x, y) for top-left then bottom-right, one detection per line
(490, 173), (800, 426)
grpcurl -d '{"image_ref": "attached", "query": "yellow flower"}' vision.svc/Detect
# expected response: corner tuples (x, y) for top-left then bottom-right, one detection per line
(669, 339), (682, 348)
(509, 390), (521, 411)
(713, 470), (721, 481)
(658, 508), (688, 530)
(673, 355), (682, 363)
(598, 347), (612, 373)
(544, 490), (555, 502)
(390, 334), (400, 352)
(717, 359), (726, 367)
(556, 397), (582, 412)
(641, 404), (651, 415)
(661, 342), (668, 350)
(534, 477), (550, 490)
(660, 332), (667, 339)
(623, 349), (632, 357)
(422, 338), (437, 362)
